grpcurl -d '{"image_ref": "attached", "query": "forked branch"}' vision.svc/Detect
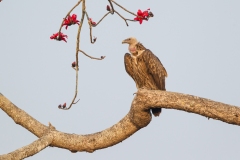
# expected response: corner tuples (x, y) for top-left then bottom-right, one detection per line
(1, 89), (240, 156)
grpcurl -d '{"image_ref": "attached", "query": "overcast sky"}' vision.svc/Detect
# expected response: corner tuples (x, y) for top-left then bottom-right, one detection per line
(1, 0), (240, 159)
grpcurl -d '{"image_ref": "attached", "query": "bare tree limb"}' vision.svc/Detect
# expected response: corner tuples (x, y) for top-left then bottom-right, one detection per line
(0, 93), (48, 137)
(136, 89), (240, 125)
(1, 89), (240, 156)
(0, 132), (54, 160)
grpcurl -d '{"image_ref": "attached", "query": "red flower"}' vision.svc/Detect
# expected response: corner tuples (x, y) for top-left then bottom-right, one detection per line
(89, 18), (96, 26)
(50, 32), (68, 43)
(134, 8), (150, 24)
(62, 14), (80, 30)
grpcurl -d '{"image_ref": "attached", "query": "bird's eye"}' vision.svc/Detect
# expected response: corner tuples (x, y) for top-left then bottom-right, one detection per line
(128, 38), (130, 40)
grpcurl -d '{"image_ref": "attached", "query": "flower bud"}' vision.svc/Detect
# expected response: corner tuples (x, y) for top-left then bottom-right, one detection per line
(62, 103), (66, 108)
(93, 37), (97, 42)
(72, 61), (76, 67)
(106, 5), (111, 11)
(58, 104), (62, 108)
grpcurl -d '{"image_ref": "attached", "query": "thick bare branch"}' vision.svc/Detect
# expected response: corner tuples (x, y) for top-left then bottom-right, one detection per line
(0, 132), (54, 160)
(1, 89), (240, 155)
(136, 89), (240, 125)
(0, 93), (48, 137)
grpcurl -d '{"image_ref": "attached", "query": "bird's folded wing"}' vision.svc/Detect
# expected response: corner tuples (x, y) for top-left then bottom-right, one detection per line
(142, 49), (167, 90)
(124, 53), (135, 81)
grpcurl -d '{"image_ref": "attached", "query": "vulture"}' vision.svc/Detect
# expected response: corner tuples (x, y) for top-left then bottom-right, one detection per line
(122, 37), (167, 117)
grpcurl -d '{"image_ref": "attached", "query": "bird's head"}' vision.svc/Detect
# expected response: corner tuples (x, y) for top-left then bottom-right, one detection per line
(122, 37), (138, 45)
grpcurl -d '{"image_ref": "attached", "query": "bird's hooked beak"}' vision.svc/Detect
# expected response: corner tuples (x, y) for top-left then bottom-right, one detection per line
(122, 38), (130, 44)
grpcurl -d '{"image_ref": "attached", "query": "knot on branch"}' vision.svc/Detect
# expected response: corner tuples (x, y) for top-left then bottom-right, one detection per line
(128, 92), (152, 128)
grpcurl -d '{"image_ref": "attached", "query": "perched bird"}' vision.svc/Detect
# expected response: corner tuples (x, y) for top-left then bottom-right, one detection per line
(122, 37), (167, 117)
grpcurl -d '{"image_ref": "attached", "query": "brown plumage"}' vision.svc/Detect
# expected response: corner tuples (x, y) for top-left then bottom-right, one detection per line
(122, 37), (167, 117)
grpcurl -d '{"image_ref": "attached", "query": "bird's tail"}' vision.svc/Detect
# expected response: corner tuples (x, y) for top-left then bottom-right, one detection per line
(151, 108), (162, 117)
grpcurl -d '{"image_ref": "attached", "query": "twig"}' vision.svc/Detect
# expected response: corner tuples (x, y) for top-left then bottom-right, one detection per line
(58, 0), (83, 33)
(111, 0), (137, 16)
(62, 0), (86, 110)
(108, 0), (115, 14)
(95, 12), (111, 26)
(115, 11), (135, 26)
(89, 24), (95, 44)
(85, 11), (95, 44)
(73, 99), (81, 104)
(85, 11), (111, 43)
(79, 49), (105, 60)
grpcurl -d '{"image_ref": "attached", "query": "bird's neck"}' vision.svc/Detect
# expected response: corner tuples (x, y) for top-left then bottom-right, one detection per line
(128, 43), (138, 56)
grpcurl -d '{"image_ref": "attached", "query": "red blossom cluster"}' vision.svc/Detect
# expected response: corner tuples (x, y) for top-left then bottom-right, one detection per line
(62, 14), (80, 30)
(134, 8), (153, 24)
(50, 14), (80, 43)
(50, 32), (68, 43)
(50, 7), (154, 44)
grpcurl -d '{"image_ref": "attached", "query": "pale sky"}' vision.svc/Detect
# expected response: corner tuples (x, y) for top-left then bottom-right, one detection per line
(1, 0), (240, 159)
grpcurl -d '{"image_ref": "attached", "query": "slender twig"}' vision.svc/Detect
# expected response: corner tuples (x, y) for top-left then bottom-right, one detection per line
(108, 0), (115, 14)
(60, 0), (86, 110)
(95, 12), (111, 26)
(115, 11), (135, 26)
(79, 49), (105, 60)
(85, 11), (111, 43)
(89, 27), (96, 44)
(111, 0), (137, 16)
(73, 99), (80, 104)
(58, 0), (82, 33)
(85, 11), (95, 44)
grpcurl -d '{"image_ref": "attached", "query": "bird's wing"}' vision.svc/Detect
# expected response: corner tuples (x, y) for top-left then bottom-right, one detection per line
(142, 49), (167, 90)
(124, 53), (135, 80)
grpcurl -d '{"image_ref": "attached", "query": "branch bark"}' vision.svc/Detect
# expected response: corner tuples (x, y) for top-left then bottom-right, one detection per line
(0, 89), (240, 157)
(0, 132), (54, 160)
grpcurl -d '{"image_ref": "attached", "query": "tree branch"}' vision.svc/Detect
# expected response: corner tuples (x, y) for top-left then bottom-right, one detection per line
(0, 132), (54, 160)
(136, 89), (240, 125)
(1, 89), (240, 156)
